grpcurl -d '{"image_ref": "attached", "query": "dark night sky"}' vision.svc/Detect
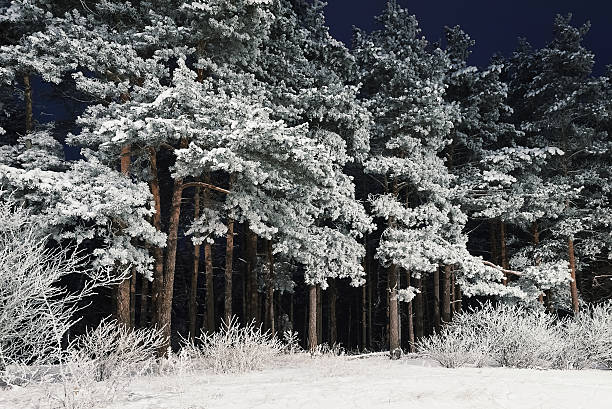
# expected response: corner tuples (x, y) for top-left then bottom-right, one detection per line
(323, 0), (612, 74)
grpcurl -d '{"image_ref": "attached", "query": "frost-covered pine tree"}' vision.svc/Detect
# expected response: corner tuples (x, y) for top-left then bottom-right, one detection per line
(242, 0), (373, 348)
(354, 2), (463, 358)
(505, 15), (610, 312)
(443, 26), (571, 309)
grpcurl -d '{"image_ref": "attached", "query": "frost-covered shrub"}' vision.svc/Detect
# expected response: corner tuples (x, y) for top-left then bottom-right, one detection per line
(417, 322), (491, 368)
(561, 302), (612, 369)
(418, 303), (565, 369)
(189, 317), (283, 374)
(49, 320), (165, 409)
(0, 197), (121, 385)
(66, 319), (165, 381)
(282, 330), (302, 355)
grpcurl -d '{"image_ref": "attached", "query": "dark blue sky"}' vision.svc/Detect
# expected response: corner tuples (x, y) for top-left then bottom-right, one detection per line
(323, 0), (612, 74)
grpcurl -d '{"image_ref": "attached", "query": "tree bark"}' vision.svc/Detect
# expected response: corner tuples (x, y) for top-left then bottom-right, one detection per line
(368, 260), (373, 348)
(265, 240), (275, 334)
(246, 228), (258, 324)
(316, 285), (322, 345)
(568, 238), (580, 313)
(140, 278), (149, 327)
(361, 279), (367, 349)
(130, 268), (137, 326)
(388, 264), (400, 359)
(442, 265), (452, 324)
(329, 280), (337, 345)
(490, 219), (499, 265)
(433, 267), (441, 331)
(500, 221), (509, 285)
(454, 284), (462, 314)
(189, 188), (201, 339)
(156, 178), (184, 353)
(204, 240), (214, 333)
(406, 271), (415, 352)
(308, 285), (317, 352)
(149, 148), (165, 332)
(116, 144), (132, 327)
(414, 276), (424, 339)
(224, 217), (234, 325)
(24, 74), (33, 133)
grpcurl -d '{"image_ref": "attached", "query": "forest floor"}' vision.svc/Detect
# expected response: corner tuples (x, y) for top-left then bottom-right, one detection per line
(2, 354), (612, 409)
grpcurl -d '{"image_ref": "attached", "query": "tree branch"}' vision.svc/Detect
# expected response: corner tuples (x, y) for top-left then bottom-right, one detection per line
(182, 182), (230, 195)
(482, 260), (523, 277)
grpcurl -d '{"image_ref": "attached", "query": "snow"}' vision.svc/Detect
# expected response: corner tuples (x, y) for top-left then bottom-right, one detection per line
(2, 355), (611, 409)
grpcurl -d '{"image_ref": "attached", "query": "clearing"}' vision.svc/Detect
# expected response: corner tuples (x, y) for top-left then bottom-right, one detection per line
(2, 355), (611, 409)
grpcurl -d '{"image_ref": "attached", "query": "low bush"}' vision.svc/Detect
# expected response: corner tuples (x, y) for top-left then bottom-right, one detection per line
(416, 302), (607, 370)
(185, 317), (284, 374)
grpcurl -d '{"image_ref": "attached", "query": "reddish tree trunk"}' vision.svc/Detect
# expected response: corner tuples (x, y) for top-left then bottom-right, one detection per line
(329, 280), (337, 345)
(189, 188), (201, 339)
(433, 267), (441, 331)
(568, 238), (580, 313)
(265, 240), (275, 334)
(116, 144), (132, 327)
(24, 74), (33, 133)
(156, 179), (184, 353)
(388, 264), (400, 358)
(442, 265), (452, 324)
(246, 228), (258, 324)
(316, 285), (322, 345)
(500, 221), (509, 285)
(140, 278), (149, 327)
(149, 149), (165, 332)
(308, 285), (317, 352)
(414, 276), (424, 339)
(224, 217), (234, 325)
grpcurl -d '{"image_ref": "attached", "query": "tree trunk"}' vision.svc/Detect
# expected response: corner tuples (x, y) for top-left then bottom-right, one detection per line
(490, 219), (499, 265)
(454, 284), (462, 314)
(308, 285), (317, 352)
(24, 74), (33, 133)
(149, 148), (165, 333)
(368, 260), (373, 348)
(130, 268), (137, 326)
(406, 271), (415, 352)
(204, 240), (214, 333)
(290, 292), (294, 326)
(246, 228), (258, 324)
(500, 221), (509, 285)
(316, 285), (322, 345)
(189, 188), (201, 339)
(433, 267), (441, 331)
(265, 240), (275, 334)
(414, 276), (424, 339)
(442, 265), (452, 324)
(329, 280), (337, 345)
(568, 238), (580, 313)
(156, 179), (184, 353)
(361, 280), (367, 349)
(224, 217), (234, 325)
(140, 278), (149, 327)
(116, 144), (132, 327)
(388, 264), (400, 359)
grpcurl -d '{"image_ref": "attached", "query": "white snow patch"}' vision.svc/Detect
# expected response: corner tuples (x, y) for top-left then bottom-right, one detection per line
(1, 355), (611, 409)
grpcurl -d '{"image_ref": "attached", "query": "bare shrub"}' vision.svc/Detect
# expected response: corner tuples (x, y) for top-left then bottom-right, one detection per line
(46, 319), (165, 409)
(562, 302), (612, 369)
(416, 322), (490, 368)
(418, 303), (564, 369)
(66, 318), (165, 381)
(188, 317), (283, 374)
(0, 197), (122, 385)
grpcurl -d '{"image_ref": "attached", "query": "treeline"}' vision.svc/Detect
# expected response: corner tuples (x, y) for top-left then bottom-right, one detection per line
(0, 0), (611, 357)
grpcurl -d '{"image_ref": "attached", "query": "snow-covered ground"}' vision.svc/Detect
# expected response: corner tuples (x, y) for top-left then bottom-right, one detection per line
(2, 355), (612, 409)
